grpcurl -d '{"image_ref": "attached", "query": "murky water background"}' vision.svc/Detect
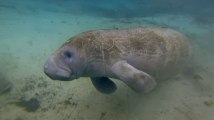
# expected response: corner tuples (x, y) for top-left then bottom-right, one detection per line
(0, 0), (214, 120)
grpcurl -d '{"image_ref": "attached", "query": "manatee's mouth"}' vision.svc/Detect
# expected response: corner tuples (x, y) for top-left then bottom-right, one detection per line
(44, 57), (76, 81)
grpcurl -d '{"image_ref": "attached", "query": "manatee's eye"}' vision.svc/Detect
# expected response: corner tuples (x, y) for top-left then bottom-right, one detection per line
(64, 51), (73, 59)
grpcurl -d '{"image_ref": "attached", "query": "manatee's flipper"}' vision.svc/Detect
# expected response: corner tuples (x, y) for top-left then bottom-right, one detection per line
(111, 61), (157, 93)
(90, 77), (117, 94)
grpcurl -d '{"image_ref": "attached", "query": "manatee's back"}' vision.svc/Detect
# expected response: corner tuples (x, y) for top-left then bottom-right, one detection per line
(146, 28), (191, 79)
(93, 28), (191, 80)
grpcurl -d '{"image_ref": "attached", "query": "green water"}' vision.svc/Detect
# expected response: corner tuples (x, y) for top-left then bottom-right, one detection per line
(0, 0), (214, 120)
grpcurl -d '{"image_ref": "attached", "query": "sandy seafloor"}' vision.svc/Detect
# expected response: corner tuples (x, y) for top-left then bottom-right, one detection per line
(0, 2), (214, 120)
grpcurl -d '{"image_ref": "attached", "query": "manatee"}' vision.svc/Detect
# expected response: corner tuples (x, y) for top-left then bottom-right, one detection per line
(44, 28), (191, 94)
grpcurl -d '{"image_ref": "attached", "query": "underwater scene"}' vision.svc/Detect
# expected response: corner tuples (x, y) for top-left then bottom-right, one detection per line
(0, 0), (214, 120)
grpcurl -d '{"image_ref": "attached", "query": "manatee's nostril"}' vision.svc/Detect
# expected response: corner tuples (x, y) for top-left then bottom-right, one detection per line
(44, 63), (50, 75)
(44, 64), (48, 70)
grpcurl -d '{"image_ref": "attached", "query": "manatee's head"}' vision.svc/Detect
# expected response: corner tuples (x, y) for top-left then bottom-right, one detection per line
(44, 41), (86, 81)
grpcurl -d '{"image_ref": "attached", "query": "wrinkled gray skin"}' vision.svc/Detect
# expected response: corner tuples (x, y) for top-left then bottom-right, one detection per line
(44, 28), (191, 94)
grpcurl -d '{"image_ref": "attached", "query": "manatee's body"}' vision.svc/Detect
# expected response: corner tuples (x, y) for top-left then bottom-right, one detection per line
(44, 28), (191, 94)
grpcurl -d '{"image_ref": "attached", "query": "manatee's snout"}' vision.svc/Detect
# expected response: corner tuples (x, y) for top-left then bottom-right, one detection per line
(44, 56), (71, 81)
